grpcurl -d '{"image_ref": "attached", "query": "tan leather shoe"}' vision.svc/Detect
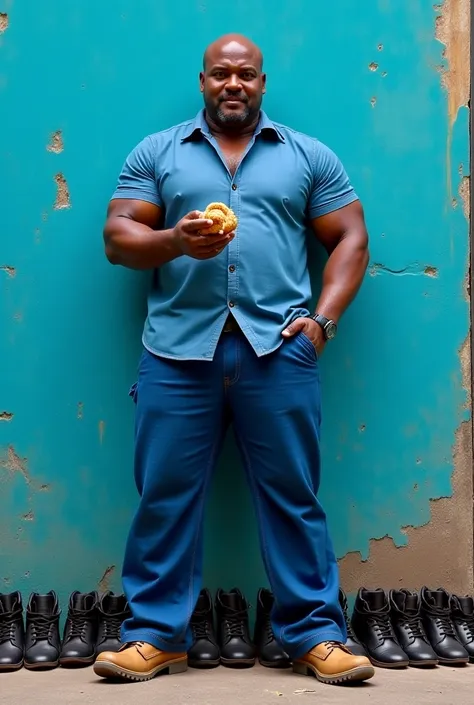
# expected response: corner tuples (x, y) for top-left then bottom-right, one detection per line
(293, 641), (375, 685)
(93, 641), (187, 681)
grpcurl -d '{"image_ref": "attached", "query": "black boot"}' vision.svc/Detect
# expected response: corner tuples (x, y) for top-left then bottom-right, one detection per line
(254, 589), (291, 668)
(389, 590), (438, 667)
(0, 592), (24, 671)
(95, 592), (131, 656)
(188, 589), (220, 668)
(215, 588), (256, 668)
(24, 591), (61, 669)
(451, 595), (474, 661)
(351, 588), (409, 668)
(338, 589), (367, 657)
(60, 591), (98, 667)
(420, 587), (469, 664)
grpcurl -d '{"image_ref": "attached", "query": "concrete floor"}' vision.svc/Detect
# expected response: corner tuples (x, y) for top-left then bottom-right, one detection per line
(1, 664), (474, 705)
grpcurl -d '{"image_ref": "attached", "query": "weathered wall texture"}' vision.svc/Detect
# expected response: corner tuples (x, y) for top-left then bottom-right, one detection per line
(0, 0), (471, 609)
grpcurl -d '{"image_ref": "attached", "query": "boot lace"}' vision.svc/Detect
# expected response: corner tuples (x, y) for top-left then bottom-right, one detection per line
(456, 614), (474, 642)
(401, 615), (426, 643)
(191, 616), (210, 640)
(432, 610), (456, 639)
(0, 610), (21, 642)
(263, 616), (275, 645)
(342, 605), (357, 640)
(368, 612), (395, 643)
(101, 615), (124, 640)
(68, 610), (91, 641)
(28, 613), (58, 640)
(225, 610), (247, 638)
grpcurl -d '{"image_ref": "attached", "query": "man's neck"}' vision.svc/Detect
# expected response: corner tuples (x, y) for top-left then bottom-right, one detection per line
(205, 111), (260, 142)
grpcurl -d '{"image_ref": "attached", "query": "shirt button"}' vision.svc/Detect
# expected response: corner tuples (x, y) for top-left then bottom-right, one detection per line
(229, 265), (235, 273)
(232, 184), (237, 191)
(229, 301), (235, 308)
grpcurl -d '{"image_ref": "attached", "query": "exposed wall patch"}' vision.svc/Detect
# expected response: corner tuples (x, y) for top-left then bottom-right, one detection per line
(47, 130), (64, 154)
(53, 173), (71, 209)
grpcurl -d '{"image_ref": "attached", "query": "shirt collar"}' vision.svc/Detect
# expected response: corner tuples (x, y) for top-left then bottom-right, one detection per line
(181, 109), (285, 143)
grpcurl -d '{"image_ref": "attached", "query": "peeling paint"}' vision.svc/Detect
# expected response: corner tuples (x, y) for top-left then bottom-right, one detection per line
(369, 262), (439, 277)
(0, 446), (31, 485)
(339, 333), (472, 594)
(98, 565), (116, 592)
(53, 173), (71, 209)
(0, 13), (8, 33)
(368, 62), (378, 71)
(458, 175), (470, 221)
(47, 130), (64, 154)
(435, 0), (470, 127)
(377, 43), (383, 51)
(0, 265), (16, 277)
(22, 510), (34, 521)
(370, 97), (376, 108)
(0, 412), (13, 422)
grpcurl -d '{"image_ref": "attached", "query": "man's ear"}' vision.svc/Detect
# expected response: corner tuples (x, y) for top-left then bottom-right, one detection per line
(261, 73), (267, 94)
(199, 72), (205, 93)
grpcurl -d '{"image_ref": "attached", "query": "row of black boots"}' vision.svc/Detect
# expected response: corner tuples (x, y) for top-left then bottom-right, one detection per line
(346, 587), (474, 667)
(189, 587), (290, 669)
(0, 590), (130, 671)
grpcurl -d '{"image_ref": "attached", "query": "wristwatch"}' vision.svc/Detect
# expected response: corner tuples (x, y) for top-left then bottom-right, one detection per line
(307, 313), (338, 341)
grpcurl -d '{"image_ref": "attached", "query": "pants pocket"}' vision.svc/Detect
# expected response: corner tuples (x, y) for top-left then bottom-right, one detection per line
(298, 332), (318, 362)
(129, 382), (138, 404)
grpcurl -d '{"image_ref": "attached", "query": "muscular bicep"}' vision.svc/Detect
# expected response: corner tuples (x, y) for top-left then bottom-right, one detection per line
(310, 200), (368, 255)
(106, 198), (163, 229)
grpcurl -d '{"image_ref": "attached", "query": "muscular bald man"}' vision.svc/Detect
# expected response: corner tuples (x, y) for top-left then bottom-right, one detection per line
(94, 34), (374, 686)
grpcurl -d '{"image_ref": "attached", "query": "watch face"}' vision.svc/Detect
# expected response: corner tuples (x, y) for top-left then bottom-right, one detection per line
(325, 322), (337, 340)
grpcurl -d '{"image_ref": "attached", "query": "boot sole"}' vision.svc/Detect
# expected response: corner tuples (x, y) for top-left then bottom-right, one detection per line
(0, 661), (23, 671)
(259, 659), (292, 669)
(24, 660), (59, 670)
(220, 657), (256, 668)
(60, 656), (96, 667)
(293, 660), (375, 684)
(369, 658), (409, 669)
(188, 659), (220, 669)
(438, 657), (469, 665)
(93, 656), (188, 681)
(408, 660), (439, 668)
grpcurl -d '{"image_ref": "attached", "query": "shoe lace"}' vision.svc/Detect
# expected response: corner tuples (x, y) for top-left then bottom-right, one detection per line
(368, 612), (395, 642)
(432, 610), (456, 639)
(101, 615), (124, 640)
(191, 615), (210, 640)
(68, 610), (91, 640)
(263, 616), (275, 644)
(29, 613), (58, 640)
(0, 610), (20, 642)
(402, 615), (426, 643)
(342, 604), (357, 640)
(225, 610), (247, 638)
(460, 615), (474, 642)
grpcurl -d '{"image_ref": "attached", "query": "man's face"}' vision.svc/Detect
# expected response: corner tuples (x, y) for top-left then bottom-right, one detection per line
(200, 41), (266, 129)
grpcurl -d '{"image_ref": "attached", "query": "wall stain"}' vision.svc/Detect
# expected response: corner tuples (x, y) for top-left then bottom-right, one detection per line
(0, 446), (31, 486)
(21, 510), (34, 521)
(53, 173), (71, 209)
(339, 334), (473, 594)
(368, 62), (378, 71)
(0, 412), (13, 421)
(0, 265), (16, 277)
(0, 13), (8, 33)
(98, 565), (116, 592)
(424, 266), (439, 277)
(459, 175), (470, 221)
(77, 402), (84, 420)
(98, 420), (105, 444)
(47, 130), (64, 154)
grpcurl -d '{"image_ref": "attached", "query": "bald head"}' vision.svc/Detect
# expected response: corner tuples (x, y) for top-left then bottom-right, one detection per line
(203, 34), (263, 72)
(200, 34), (266, 132)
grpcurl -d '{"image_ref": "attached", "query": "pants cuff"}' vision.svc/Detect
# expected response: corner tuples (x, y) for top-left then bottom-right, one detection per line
(290, 630), (346, 659)
(121, 629), (189, 654)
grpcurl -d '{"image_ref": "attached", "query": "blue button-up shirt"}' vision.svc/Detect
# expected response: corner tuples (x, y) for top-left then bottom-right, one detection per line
(112, 110), (358, 360)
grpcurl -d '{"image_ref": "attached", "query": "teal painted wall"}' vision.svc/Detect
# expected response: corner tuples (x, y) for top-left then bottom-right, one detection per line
(1, 0), (471, 611)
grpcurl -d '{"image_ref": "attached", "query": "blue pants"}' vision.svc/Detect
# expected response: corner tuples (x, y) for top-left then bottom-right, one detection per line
(121, 331), (346, 658)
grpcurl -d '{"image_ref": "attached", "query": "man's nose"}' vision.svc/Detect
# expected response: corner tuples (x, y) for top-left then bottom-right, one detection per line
(225, 74), (242, 91)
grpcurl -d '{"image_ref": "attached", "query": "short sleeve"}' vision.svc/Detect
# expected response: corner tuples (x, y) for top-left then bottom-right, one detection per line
(308, 140), (358, 218)
(111, 136), (162, 206)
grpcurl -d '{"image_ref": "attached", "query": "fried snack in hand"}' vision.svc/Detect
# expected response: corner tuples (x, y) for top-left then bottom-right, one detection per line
(199, 202), (238, 235)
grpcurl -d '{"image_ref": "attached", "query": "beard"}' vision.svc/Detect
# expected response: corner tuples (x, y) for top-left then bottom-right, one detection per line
(215, 103), (252, 125)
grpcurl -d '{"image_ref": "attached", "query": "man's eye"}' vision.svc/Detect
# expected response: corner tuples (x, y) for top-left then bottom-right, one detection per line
(214, 72), (226, 79)
(242, 73), (254, 80)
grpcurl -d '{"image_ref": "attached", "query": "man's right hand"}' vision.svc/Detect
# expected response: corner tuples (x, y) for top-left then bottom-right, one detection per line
(173, 211), (235, 260)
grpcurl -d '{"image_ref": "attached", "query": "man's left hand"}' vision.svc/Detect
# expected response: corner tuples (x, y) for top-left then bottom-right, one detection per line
(281, 317), (326, 356)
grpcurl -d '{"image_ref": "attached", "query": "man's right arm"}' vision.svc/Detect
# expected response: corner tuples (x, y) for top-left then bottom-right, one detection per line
(104, 198), (182, 270)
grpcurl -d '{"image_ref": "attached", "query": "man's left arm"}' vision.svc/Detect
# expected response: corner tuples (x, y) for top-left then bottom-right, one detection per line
(282, 142), (369, 354)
